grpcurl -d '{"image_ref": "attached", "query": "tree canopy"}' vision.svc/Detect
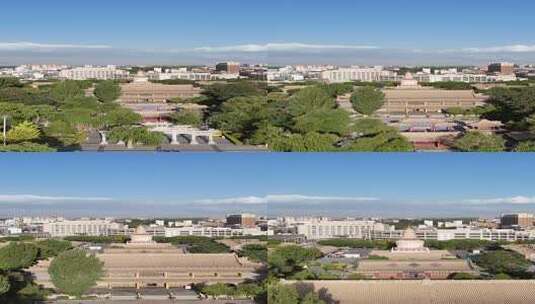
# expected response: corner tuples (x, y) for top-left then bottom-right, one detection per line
(5, 121), (40, 144)
(168, 110), (202, 127)
(351, 86), (385, 115)
(93, 81), (121, 103)
(343, 118), (414, 152)
(108, 126), (165, 147)
(239, 244), (267, 263)
(288, 87), (336, 117)
(268, 245), (322, 277)
(36, 239), (72, 260)
(453, 132), (505, 152)
(0, 275), (10, 296)
(48, 249), (104, 297)
(0, 79), (151, 151)
(473, 250), (533, 278)
(0, 243), (39, 271)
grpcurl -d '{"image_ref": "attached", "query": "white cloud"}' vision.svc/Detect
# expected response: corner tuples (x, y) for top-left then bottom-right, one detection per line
(432, 44), (535, 54)
(194, 43), (378, 53)
(462, 45), (535, 53)
(196, 194), (380, 205)
(0, 194), (113, 203)
(0, 42), (112, 51)
(465, 196), (535, 205)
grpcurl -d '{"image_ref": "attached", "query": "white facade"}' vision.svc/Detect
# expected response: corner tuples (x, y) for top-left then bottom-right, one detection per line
(320, 67), (395, 83)
(43, 219), (121, 237)
(150, 68), (239, 81)
(416, 228), (535, 242)
(59, 66), (129, 80)
(297, 220), (392, 240)
(164, 226), (267, 238)
(413, 73), (517, 83)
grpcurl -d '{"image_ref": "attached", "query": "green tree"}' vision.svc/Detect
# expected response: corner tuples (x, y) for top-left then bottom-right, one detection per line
(153, 236), (230, 253)
(168, 110), (203, 127)
(201, 283), (236, 297)
(267, 283), (299, 304)
(0, 243), (39, 270)
(453, 132), (505, 152)
(211, 96), (269, 141)
(485, 87), (535, 123)
(317, 83), (354, 97)
(449, 272), (478, 280)
(343, 118), (413, 152)
(108, 126), (165, 147)
(42, 120), (86, 148)
(102, 108), (143, 128)
(50, 81), (84, 102)
(515, 141), (535, 152)
(301, 292), (326, 304)
(351, 86), (385, 115)
(288, 87), (336, 117)
(202, 81), (264, 109)
(473, 250), (532, 277)
(317, 239), (395, 250)
(6, 121), (40, 144)
(423, 82), (473, 90)
(495, 273), (512, 280)
(0, 77), (23, 89)
(36, 240), (72, 260)
(239, 244), (267, 263)
(268, 132), (339, 152)
(236, 283), (263, 298)
(0, 275), (10, 295)
(293, 109), (350, 136)
(0, 142), (55, 152)
(48, 249), (104, 297)
(269, 246), (322, 277)
(94, 81), (121, 102)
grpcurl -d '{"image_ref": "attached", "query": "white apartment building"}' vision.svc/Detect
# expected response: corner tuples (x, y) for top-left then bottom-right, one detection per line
(59, 66), (129, 80)
(164, 226), (267, 238)
(320, 66), (396, 83)
(413, 73), (517, 83)
(416, 228), (535, 242)
(150, 68), (239, 81)
(43, 219), (122, 237)
(297, 220), (392, 240)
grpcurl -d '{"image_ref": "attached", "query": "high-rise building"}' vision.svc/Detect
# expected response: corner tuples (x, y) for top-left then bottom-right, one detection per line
(501, 213), (535, 228)
(488, 62), (515, 75)
(226, 214), (256, 228)
(216, 62), (240, 75)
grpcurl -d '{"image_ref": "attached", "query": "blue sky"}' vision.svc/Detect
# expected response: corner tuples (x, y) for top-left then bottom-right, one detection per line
(1, 153), (535, 218)
(1, 0), (535, 65)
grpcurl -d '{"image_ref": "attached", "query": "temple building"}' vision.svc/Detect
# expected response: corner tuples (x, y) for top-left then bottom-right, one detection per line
(29, 226), (262, 291)
(391, 228), (430, 253)
(379, 73), (488, 115)
(117, 75), (202, 123)
(354, 228), (476, 280)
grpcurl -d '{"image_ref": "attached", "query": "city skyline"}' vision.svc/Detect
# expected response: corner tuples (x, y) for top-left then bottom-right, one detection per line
(2, 154), (535, 217)
(2, 0), (535, 65)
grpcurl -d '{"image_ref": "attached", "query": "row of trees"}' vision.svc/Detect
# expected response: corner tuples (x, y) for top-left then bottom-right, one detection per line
(203, 81), (412, 152)
(153, 236), (231, 253)
(0, 78), (167, 151)
(317, 239), (395, 250)
(0, 240), (105, 300)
